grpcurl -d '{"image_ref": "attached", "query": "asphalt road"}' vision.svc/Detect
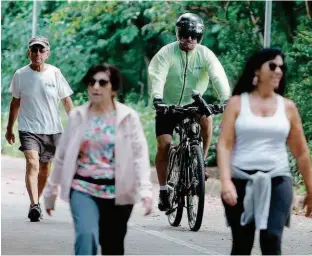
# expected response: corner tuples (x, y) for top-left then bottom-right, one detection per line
(2, 156), (312, 255)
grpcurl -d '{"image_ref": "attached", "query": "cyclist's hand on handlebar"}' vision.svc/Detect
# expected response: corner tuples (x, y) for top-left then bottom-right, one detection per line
(153, 98), (172, 115)
(153, 98), (163, 109)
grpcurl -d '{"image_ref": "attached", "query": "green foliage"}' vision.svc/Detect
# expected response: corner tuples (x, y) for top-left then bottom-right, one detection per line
(1, 113), (23, 157)
(124, 94), (157, 165)
(206, 115), (222, 166)
(286, 22), (312, 141)
(285, 19), (312, 187)
(1, 1), (311, 190)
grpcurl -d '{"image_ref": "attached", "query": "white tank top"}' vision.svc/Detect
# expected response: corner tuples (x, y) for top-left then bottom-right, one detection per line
(231, 93), (291, 171)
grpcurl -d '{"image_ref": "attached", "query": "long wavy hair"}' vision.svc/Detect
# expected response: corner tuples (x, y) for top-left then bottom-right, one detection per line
(232, 48), (286, 96)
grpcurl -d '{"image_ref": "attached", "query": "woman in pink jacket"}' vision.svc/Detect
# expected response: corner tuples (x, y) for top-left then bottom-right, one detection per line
(43, 63), (153, 255)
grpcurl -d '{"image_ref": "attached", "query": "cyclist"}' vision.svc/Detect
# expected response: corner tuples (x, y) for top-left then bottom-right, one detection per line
(148, 13), (231, 211)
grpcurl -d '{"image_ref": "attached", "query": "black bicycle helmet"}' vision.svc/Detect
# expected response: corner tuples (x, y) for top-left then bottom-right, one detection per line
(175, 13), (204, 43)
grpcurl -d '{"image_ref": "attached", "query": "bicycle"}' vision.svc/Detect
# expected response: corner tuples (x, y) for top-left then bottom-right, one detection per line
(155, 91), (226, 231)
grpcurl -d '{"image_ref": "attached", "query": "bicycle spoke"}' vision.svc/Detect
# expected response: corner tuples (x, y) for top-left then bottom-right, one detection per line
(186, 145), (205, 231)
(167, 148), (184, 227)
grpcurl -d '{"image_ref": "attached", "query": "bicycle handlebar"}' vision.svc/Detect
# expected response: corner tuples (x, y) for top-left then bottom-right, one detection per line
(155, 92), (226, 117)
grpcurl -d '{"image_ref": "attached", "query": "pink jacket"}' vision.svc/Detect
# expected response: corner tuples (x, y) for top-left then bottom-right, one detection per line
(44, 101), (153, 209)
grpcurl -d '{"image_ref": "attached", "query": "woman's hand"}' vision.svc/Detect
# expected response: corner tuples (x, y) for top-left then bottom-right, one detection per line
(303, 193), (312, 218)
(221, 179), (238, 206)
(46, 207), (54, 216)
(142, 197), (153, 216)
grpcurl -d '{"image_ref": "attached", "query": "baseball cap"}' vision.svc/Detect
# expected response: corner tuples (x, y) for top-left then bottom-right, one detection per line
(29, 36), (50, 50)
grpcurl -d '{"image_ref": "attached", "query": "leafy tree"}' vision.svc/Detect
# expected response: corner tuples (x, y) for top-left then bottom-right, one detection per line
(1, 1), (311, 186)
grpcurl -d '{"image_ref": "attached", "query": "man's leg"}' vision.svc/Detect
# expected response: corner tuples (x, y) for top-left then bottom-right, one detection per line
(155, 112), (176, 211)
(155, 135), (172, 186)
(38, 133), (60, 198)
(38, 162), (50, 198)
(155, 135), (172, 211)
(24, 150), (40, 206)
(24, 150), (43, 222)
(18, 131), (43, 221)
(199, 116), (213, 180)
(199, 115), (213, 159)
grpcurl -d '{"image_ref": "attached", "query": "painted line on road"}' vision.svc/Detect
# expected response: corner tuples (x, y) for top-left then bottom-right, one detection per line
(131, 226), (223, 255)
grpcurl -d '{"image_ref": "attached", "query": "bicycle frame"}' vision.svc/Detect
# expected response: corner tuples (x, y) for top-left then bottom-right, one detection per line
(160, 92), (226, 229)
(173, 114), (203, 198)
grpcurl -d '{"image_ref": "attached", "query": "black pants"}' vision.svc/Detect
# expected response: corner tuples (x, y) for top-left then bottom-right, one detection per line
(222, 176), (293, 255)
(70, 189), (133, 255)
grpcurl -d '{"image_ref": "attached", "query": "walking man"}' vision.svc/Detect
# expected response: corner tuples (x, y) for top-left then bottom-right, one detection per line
(5, 36), (74, 222)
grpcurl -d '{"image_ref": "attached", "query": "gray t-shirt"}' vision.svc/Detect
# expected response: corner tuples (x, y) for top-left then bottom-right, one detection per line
(9, 64), (73, 134)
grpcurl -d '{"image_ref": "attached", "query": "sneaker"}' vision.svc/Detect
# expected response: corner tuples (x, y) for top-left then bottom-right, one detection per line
(28, 204), (41, 222)
(158, 190), (170, 211)
(38, 203), (43, 219)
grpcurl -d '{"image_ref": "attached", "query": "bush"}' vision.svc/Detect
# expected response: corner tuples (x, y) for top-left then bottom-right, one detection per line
(206, 115), (222, 166)
(289, 141), (312, 195)
(1, 112), (23, 157)
(1, 107), (69, 158)
(124, 94), (157, 166)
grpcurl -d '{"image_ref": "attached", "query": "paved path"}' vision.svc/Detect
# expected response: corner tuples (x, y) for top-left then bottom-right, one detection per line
(2, 156), (312, 255)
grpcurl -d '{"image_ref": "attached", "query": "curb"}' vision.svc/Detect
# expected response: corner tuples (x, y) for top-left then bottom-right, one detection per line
(150, 167), (305, 214)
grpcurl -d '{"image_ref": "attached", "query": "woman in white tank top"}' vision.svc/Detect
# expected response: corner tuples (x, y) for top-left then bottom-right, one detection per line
(217, 48), (312, 255)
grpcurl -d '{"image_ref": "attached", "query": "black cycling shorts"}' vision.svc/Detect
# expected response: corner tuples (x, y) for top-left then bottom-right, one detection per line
(155, 112), (186, 138)
(155, 110), (210, 138)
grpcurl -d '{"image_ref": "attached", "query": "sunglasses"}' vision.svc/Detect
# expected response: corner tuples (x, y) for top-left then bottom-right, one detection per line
(88, 78), (110, 87)
(30, 47), (47, 53)
(269, 63), (286, 72)
(180, 32), (202, 41)
(179, 28), (202, 41)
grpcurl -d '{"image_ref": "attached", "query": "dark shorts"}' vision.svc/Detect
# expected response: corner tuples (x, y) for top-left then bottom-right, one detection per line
(155, 112), (206, 137)
(155, 112), (180, 138)
(18, 131), (61, 163)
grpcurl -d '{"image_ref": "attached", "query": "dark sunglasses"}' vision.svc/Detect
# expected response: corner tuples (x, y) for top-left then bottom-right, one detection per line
(30, 47), (47, 53)
(179, 30), (202, 41)
(269, 62), (286, 72)
(88, 78), (110, 87)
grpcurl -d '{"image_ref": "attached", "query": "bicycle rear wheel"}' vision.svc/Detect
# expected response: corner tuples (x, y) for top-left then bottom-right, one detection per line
(167, 146), (183, 227)
(186, 144), (205, 231)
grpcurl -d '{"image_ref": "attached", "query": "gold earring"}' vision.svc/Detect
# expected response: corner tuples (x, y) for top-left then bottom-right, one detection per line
(252, 76), (258, 86)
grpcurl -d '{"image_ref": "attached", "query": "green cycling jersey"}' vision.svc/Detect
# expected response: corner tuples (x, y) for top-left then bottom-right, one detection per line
(148, 41), (231, 105)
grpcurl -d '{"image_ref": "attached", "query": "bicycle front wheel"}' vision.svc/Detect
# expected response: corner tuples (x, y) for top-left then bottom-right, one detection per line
(167, 146), (183, 227)
(186, 144), (205, 231)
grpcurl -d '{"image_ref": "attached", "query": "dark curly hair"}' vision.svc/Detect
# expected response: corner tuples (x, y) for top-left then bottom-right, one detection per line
(232, 48), (286, 96)
(81, 63), (122, 91)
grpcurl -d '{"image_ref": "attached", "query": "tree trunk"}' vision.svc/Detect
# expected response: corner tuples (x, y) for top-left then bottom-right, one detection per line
(306, 0), (312, 19)
(144, 56), (153, 105)
(246, 1), (264, 45)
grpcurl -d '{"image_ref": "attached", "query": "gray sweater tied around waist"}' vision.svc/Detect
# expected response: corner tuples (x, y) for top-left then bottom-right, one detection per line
(230, 165), (293, 230)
